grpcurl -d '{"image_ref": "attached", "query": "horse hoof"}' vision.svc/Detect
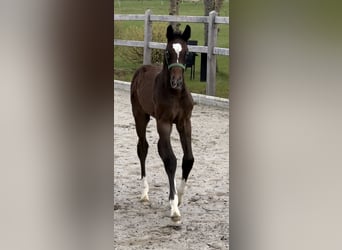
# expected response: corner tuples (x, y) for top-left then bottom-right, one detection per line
(171, 215), (181, 222)
(140, 194), (149, 202)
(170, 207), (181, 222)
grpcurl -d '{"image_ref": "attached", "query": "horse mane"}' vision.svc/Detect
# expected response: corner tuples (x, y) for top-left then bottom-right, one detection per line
(167, 32), (183, 42)
(172, 31), (183, 39)
(167, 25), (191, 42)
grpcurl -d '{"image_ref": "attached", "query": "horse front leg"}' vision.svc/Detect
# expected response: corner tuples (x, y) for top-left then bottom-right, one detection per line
(157, 121), (181, 221)
(176, 118), (194, 206)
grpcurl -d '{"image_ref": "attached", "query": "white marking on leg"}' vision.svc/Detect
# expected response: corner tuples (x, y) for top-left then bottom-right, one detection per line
(140, 177), (149, 201)
(172, 43), (182, 63)
(170, 178), (181, 219)
(177, 179), (187, 205)
(170, 194), (181, 218)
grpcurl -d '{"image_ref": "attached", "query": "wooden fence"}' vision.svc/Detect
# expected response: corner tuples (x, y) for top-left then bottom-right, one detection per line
(114, 9), (229, 96)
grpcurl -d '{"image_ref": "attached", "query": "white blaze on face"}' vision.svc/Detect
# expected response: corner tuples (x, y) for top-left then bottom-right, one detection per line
(172, 43), (182, 63)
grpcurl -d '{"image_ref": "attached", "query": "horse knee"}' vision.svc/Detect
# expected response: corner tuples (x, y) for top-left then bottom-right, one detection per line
(157, 141), (176, 165)
(162, 156), (177, 172)
(183, 157), (194, 168)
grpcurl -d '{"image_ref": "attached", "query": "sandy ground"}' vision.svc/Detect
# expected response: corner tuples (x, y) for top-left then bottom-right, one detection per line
(114, 88), (229, 250)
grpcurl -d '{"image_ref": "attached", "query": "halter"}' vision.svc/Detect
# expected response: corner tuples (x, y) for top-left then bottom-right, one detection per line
(164, 50), (188, 70)
(168, 63), (186, 70)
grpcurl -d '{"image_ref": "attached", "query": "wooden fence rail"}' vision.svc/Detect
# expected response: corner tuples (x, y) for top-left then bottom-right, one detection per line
(114, 9), (229, 96)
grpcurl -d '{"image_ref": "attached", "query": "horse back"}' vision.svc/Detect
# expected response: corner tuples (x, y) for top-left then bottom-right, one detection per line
(131, 65), (162, 116)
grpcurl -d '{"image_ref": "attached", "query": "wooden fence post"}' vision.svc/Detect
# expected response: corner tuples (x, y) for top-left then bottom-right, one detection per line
(206, 11), (218, 96)
(143, 9), (152, 65)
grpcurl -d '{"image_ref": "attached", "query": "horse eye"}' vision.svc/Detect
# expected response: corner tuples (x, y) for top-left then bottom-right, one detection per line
(165, 51), (170, 58)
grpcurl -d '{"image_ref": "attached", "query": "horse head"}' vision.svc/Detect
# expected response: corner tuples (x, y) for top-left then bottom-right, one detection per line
(165, 25), (191, 90)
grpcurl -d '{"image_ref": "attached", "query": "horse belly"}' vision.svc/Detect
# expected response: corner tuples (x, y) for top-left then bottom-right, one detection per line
(137, 81), (155, 115)
(132, 65), (160, 116)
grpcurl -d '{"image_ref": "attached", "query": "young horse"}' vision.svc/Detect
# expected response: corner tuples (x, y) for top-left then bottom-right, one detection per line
(130, 25), (194, 221)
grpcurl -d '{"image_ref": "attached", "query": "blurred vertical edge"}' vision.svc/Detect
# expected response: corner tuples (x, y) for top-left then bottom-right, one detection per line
(53, 1), (114, 250)
(0, 0), (113, 249)
(230, 0), (342, 250)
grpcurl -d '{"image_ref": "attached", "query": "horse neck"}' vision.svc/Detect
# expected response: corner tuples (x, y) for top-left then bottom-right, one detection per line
(162, 57), (169, 74)
(161, 63), (171, 86)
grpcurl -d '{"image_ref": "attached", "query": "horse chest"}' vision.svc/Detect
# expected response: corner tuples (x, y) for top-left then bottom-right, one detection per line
(154, 96), (192, 122)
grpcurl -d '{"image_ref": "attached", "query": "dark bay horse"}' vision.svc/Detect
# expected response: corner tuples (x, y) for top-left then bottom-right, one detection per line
(130, 25), (194, 221)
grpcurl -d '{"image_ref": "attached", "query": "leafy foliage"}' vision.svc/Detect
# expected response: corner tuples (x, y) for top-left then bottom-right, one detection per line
(117, 23), (167, 65)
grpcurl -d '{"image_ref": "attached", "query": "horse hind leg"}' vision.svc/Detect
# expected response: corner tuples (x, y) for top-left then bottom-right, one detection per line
(177, 179), (187, 206)
(176, 120), (194, 206)
(177, 155), (194, 206)
(134, 112), (150, 201)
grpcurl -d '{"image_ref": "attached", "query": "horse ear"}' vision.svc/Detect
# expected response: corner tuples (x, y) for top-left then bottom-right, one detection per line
(181, 25), (191, 41)
(166, 25), (174, 41)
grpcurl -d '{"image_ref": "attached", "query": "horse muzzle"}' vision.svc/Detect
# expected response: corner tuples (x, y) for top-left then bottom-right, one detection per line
(170, 76), (183, 89)
(168, 63), (185, 89)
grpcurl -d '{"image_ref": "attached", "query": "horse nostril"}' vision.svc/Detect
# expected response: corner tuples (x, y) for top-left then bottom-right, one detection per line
(170, 75), (183, 88)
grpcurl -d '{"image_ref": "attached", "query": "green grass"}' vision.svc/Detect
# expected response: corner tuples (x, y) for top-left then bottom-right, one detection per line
(114, 0), (229, 98)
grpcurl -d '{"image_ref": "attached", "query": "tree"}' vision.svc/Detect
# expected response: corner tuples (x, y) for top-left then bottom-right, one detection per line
(202, 0), (224, 79)
(203, 0), (224, 45)
(169, 0), (181, 31)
